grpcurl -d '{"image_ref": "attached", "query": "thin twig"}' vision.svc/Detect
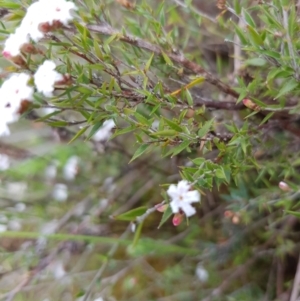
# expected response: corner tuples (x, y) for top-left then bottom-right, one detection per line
(82, 225), (131, 301)
(290, 253), (300, 301)
(86, 24), (239, 99)
(282, 8), (299, 79)
(172, 0), (217, 23)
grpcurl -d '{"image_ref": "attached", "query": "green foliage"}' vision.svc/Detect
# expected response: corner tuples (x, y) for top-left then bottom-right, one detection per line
(2, 0), (300, 300)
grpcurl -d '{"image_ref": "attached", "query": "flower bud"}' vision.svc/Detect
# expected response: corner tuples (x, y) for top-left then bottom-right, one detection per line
(243, 98), (261, 111)
(155, 203), (168, 212)
(172, 213), (184, 226)
(279, 181), (291, 192)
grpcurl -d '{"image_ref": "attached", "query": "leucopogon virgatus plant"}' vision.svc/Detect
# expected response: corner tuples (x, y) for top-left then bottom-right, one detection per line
(3, 0), (300, 300)
(0, 0), (204, 228)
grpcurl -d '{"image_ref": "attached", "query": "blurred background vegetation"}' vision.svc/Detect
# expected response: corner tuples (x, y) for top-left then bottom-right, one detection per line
(1, 0), (300, 300)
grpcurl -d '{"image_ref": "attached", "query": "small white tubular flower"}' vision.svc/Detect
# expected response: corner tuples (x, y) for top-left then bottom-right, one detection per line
(63, 156), (79, 180)
(195, 263), (209, 283)
(0, 73), (33, 136)
(0, 73), (33, 106)
(93, 119), (115, 141)
(167, 180), (200, 217)
(39, 0), (77, 25)
(0, 224), (7, 233)
(52, 183), (68, 202)
(2, 28), (30, 58)
(34, 60), (64, 97)
(0, 154), (10, 171)
(49, 260), (66, 279)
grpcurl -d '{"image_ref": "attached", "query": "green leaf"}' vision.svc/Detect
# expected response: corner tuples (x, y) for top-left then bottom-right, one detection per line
(132, 221), (144, 247)
(94, 39), (104, 60)
(134, 112), (151, 126)
(104, 33), (118, 46)
(129, 144), (151, 163)
(275, 78), (299, 99)
(68, 126), (89, 144)
(110, 126), (135, 138)
(232, 22), (248, 45)
(245, 58), (266, 66)
(186, 89), (193, 106)
(215, 168), (227, 180)
(86, 122), (103, 140)
(113, 206), (148, 221)
(285, 210), (300, 218)
(145, 53), (155, 72)
(259, 112), (275, 126)
(158, 205), (173, 228)
(171, 140), (191, 157)
(164, 140), (190, 157)
(161, 51), (173, 66)
(247, 25), (264, 46)
(151, 130), (177, 137)
(233, 0), (241, 14)
(198, 119), (214, 137)
(0, 1), (21, 9)
(163, 118), (183, 132)
(243, 8), (256, 27)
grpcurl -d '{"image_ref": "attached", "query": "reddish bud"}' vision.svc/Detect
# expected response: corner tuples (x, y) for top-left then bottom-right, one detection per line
(17, 100), (32, 114)
(21, 43), (38, 55)
(172, 213), (184, 226)
(2, 51), (12, 59)
(243, 98), (261, 111)
(156, 203), (168, 212)
(2, 52), (26, 66)
(224, 210), (233, 218)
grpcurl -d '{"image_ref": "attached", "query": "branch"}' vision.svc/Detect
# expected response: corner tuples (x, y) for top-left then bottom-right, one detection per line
(290, 253), (300, 301)
(86, 24), (239, 99)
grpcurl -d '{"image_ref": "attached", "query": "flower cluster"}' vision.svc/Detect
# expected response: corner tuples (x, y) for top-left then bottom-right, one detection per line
(0, 73), (33, 136)
(167, 180), (200, 219)
(2, 0), (77, 59)
(0, 60), (67, 136)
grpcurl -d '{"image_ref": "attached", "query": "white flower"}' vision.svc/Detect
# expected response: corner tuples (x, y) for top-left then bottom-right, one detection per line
(0, 224), (7, 233)
(0, 154), (10, 170)
(21, 0), (77, 41)
(15, 202), (26, 212)
(8, 219), (21, 231)
(0, 73), (33, 136)
(63, 156), (79, 180)
(52, 183), (68, 202)
(49, 260), (66, 279)
(39, 0), (77, 25)
(6, 182), (27, 201)
(92, 119), (115, 141)
(34, 60), (64, 97)
(2, 27), (30, 57)
(2, 1), (77, 57)
(45, 164), (57, 180)
(195, 263), (209, 283)
(0, 215), (8, 224)
(167, 180), (200, 217)
(0, 73), (33, 111)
